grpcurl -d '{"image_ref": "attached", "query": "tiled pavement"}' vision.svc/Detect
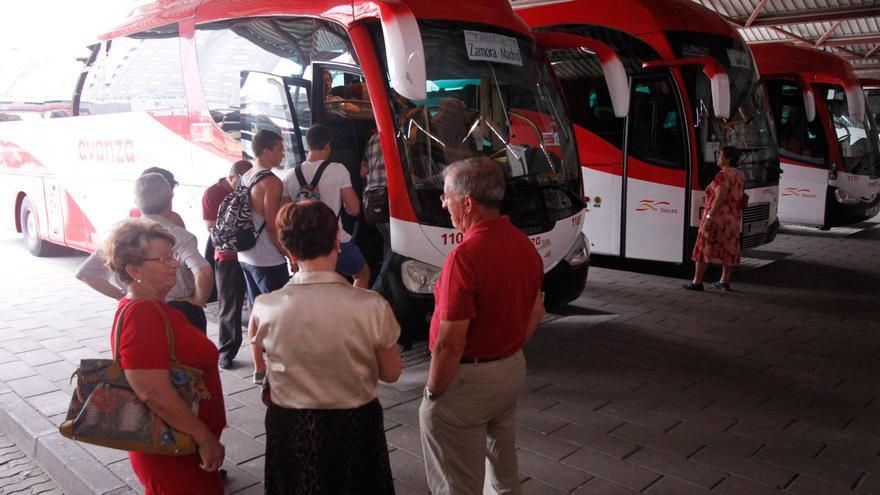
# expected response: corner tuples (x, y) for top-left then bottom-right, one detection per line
(0, 432), (60, 494)
(0, 218), (878, 494)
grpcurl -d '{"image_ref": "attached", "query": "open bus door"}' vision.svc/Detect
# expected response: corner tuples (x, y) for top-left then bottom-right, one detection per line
(622, 72), (689, 262)
(240, 70), (309, 168)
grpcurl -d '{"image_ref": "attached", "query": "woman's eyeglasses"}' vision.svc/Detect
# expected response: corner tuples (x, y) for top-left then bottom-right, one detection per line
(143, 256), (177, 266)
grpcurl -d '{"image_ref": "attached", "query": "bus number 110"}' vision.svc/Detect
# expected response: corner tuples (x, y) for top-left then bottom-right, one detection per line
(441, 232), (464, 245)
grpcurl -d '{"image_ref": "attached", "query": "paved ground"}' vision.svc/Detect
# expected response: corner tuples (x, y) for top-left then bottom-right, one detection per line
(0, 431), (60, 494)
(0, 218), (878, 494)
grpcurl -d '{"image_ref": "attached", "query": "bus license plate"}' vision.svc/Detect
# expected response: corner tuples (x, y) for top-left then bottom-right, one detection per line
(744, 220), (768, 235)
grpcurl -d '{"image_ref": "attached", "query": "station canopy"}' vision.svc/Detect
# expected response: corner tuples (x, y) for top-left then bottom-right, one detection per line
(690, 0), (880, 79)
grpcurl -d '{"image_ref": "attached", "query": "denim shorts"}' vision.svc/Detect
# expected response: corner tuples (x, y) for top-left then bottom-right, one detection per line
(336, 241), (366, 277)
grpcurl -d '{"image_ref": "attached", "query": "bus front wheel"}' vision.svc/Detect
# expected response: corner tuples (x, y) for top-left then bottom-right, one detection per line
(20, 198), (56, 257)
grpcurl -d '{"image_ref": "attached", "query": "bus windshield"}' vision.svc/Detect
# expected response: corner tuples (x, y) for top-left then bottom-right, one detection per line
(668, 32), (780, 190)
(377, 21), (581, 229)
(818, 84), (880, 176)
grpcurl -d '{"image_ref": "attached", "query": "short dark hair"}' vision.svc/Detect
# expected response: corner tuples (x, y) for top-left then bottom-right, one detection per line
(253, 130), (283, 157)
(276, 200), (338, 261)
(229, 159), (253, 176)
(721, 146), (742, 168)
(141, 167), (178, 187)
(306, 124), (331, 151)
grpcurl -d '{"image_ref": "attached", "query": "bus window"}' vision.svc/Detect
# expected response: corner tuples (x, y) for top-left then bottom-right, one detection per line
(628, 76), (686, 170)
(819, 84), (880, 175)
(549, 49), (624, 149)
(239, 71), (303, 168)
(320, 68), (372, 121)
(195, 17), (357, 167)
(370, 21), (581, 229)
(80, 30), (185, 116)
(765, 80), (827, 166)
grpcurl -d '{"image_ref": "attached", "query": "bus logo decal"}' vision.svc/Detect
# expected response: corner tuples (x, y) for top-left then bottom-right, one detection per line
(636, 200), (678, 214)
(77, 139), (135, 164)
(782, 187), (815, 198)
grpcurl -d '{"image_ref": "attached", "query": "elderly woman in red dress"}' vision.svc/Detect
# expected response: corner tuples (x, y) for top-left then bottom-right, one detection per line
(104, 218), (226, 494)
(683, 146), (747, 292)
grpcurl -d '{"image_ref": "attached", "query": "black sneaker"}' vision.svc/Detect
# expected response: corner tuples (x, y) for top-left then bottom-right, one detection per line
(219, 356), (233, 369)
(711, 281), (730, 292)
(681, 282), (704, 291)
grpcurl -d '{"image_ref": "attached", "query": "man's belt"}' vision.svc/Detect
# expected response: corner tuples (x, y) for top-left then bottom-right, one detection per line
(459, 356), (504, 364)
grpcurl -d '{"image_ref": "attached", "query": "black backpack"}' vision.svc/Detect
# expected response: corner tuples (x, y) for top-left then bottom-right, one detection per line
(210, 170), (273, 252)
(292, 160), (332, 203)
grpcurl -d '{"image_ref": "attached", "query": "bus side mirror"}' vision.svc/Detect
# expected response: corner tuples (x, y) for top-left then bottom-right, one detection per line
(845, 85), (866, 123)
(377, 2), (426, 101)
(643, 57), (731, 119)
(534, 32), (630, 118)
(803, 87), (817, 122)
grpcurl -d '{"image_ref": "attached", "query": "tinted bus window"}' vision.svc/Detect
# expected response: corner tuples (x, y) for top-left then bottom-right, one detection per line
(195, 17), (357, 168)
(80, 37), (185, 115)
(819, 84), (880, 174)
(764, 80), (827, 166)
(629, 77), (686, 169)
(550, 50), (624, 149)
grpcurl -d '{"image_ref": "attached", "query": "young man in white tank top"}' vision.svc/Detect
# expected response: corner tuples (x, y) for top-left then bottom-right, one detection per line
(240, 130), (290, 384)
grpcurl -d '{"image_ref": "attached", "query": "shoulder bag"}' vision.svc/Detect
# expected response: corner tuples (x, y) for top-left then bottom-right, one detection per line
(59, 301), (210, 455)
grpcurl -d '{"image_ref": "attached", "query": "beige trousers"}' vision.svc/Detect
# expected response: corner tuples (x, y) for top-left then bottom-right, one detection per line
(419, 350), (527, 495)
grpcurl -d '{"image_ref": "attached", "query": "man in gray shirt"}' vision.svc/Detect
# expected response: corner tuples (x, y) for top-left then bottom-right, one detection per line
(75, 173), (212, 331)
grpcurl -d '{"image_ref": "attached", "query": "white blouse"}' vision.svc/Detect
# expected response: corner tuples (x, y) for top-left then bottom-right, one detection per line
(252, 271), (400, 409)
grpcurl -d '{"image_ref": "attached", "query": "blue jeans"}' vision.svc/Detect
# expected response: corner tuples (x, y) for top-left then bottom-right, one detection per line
(240, 262), (290, 305)
(336, 241), (367, 277)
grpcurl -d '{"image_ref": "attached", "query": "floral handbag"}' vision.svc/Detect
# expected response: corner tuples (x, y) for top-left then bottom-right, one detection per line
(59, 301), (210, 455)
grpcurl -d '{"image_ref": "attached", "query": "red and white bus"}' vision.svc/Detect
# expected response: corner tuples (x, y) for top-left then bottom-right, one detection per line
(752, 43), (880, 228)
(0, 0), (604, 338)
(515, 0), (781, 264)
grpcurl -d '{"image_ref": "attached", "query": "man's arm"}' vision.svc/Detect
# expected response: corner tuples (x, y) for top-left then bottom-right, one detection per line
(341, 186), (360, 216)
(176, 236), (212, 306)
(426, 319), (469, 396)
(76, 251), (124, 300)
(260, 178), (286, 255)
(526, 292), (545, 340)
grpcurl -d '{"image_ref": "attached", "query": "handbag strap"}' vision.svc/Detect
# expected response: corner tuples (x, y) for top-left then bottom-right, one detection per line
(112, 300), (180, 365)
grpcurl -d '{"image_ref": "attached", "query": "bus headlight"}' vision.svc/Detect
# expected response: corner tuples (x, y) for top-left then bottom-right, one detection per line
(401, 260), (441, 293)
(563, 233), (590, 267)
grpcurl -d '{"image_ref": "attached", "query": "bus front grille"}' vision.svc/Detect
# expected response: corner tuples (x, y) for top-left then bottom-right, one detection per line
(741, 202), (771, 249)
(743, 203), (770, 225)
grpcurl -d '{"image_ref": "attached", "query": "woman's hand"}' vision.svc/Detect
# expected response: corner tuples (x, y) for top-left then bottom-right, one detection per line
(195, 432), (225, 472)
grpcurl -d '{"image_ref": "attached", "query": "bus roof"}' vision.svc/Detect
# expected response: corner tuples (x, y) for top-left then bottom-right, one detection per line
(751, 42), (859, 87)
(101, 0), (530, 41)
(513, 0), (737, 40)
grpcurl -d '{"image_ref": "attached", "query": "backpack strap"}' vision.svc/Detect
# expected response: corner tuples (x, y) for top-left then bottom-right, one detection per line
(246, 169), (273, 189)
(247, 169), (273, 237)
(294, 165), (308, 191)
(310, 160), (332, 190)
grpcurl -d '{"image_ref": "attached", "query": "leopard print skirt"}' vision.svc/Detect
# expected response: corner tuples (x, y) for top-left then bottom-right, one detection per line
(264, 398), (394, 495)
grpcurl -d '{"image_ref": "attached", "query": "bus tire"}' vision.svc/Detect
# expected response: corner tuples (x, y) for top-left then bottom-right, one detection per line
(20, 197), (57, 257)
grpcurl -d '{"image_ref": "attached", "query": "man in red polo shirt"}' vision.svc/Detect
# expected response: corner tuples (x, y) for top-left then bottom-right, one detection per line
(420, 157), (545, 495)
(203, 159), (252, 369)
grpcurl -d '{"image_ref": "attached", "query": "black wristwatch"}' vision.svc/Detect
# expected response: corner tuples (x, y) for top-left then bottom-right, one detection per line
(424, 386), (439, 401)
